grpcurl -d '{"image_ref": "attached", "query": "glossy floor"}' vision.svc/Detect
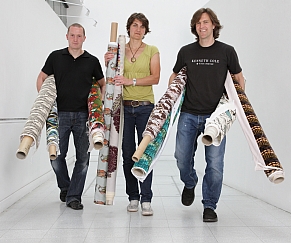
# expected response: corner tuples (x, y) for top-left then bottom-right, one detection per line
(1, 157), (291, 243)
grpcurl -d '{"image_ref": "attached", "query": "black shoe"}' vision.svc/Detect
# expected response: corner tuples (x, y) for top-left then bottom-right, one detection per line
(67, 200), (84, 210)
(181, 186), (195, 206)
(203, 208), (218, 222)
(60, 190), (67, 202)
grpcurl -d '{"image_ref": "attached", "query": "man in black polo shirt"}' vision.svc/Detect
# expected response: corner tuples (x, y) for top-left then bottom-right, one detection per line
(37, 23), (105, 210)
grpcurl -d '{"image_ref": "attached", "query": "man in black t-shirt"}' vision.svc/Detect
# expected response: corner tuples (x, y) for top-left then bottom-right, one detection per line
(169, 8), (245, 222)
(37, 23), (105, 210)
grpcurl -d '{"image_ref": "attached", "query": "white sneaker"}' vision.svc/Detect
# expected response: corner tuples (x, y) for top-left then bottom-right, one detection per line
(141, 202), (153, 216)
(127, 200), (139, 212)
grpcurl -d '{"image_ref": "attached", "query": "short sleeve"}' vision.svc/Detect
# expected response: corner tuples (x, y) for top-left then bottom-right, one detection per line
(149, 45), (159, 58)
(173, 47), (185, 73)
(41, 51), (55, 76)
(227, 47), (242, 75)
(93, 57), (104, 81)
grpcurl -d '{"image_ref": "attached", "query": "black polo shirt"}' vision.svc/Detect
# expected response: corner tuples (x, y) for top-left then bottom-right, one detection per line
(42, 48), (104, 112)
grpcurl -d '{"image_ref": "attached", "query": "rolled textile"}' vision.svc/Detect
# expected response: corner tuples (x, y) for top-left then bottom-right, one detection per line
(94, 22), (118, 205)
(132, 67), (187, 162)
(46, 101), (59, 160)
(88, 78), (105, 151)
(224, 72), (284, 184)
(202, 94), (236, 146)
(106, 35), (125, 205)
(16, 75), (56, 159)
(132, 90), (184, 182)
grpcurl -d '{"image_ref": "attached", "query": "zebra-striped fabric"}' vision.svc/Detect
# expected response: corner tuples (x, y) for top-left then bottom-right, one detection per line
(20, 75), (56, 150)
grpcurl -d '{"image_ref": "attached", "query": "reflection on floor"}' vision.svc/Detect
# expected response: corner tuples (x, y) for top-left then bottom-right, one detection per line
(1, 156), (291, 243)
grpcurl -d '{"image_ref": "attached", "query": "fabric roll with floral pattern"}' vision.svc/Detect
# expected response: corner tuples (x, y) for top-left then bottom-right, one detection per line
(88, 78), (105, 151)
(106, 35), (125, 205)
(94, 40), (118, 205)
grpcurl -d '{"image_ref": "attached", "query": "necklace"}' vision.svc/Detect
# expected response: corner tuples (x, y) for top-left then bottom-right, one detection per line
(128, 42), (143, 63)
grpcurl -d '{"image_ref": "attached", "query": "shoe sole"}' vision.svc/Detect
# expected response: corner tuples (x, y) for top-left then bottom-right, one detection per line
(67, 205), (83, 210)
(127, 209), (138, 212)
(203, 218), (218, 222)
(142, 212), (153, 216)
(181, 200), (194, 206)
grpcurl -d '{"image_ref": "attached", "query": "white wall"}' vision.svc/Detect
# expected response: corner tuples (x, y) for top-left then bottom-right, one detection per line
(77, 0), (291, 213)
(0, 0), (73, 213)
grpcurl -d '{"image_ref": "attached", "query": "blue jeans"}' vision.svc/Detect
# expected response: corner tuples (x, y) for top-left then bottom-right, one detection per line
(122, 104), (154, 203)
(51, 111), (90, 204)
(175, 112), (226, 210)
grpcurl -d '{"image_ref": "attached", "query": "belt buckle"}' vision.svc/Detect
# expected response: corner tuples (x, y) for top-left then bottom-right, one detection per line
(131, 100), (139, 107)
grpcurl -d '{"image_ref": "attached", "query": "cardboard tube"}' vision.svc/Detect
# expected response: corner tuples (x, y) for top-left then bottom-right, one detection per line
(106, 192), (115, 205)
(132, 135), (152, 162)
(202, 126), (219, 146)
(49, 144), (57, 160)
(110, 22), (118, 42)
(16, 136), (34, 159)
(268, 170), (284, 184)
(132, 168), (146, 177)
(93, 132), (104, 150)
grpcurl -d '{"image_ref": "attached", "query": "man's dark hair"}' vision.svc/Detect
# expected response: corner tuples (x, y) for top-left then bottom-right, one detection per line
(190, 8), (222, 40)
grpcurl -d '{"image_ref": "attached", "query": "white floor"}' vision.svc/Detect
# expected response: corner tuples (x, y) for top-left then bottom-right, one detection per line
(1, 156), (291, 243)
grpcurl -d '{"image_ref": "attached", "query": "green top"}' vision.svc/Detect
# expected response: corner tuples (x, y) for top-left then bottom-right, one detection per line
(123, 44), (159, 103)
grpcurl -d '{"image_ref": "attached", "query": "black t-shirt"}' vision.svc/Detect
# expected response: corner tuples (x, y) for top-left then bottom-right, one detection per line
(173, 41), (242, 115)
(42, 48), (104, 112)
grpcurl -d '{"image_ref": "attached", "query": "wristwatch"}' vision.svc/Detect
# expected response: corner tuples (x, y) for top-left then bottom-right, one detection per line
(132, 78), (137, 86)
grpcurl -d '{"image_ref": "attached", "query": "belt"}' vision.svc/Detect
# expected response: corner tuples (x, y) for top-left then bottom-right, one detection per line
(123, 100), (152, 107)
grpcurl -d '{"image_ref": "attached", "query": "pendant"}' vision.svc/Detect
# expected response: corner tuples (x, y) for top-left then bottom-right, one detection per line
(131, 57), (136, 63)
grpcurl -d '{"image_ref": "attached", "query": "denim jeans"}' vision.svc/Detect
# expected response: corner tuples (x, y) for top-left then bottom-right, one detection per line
(122, 104), (154, 203)
(175, 112), (226, 210)
(51, 111), (90, 204)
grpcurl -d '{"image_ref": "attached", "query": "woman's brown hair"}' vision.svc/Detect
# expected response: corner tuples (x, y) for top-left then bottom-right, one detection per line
(126, 13), (151, 38)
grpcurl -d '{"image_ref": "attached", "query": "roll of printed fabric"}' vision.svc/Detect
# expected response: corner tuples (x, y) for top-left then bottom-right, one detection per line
(106, 35), (125, 205)
(202, 94), (236, 146)
(132, 90), (184, 182)
(17, 75), (56, 159)
(132, 67), (187, 163)
(88, 78), (105, 151)
(46, 100), (59, 160)
(224, 72), (284, 184)
(94, 23), (119, 205)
